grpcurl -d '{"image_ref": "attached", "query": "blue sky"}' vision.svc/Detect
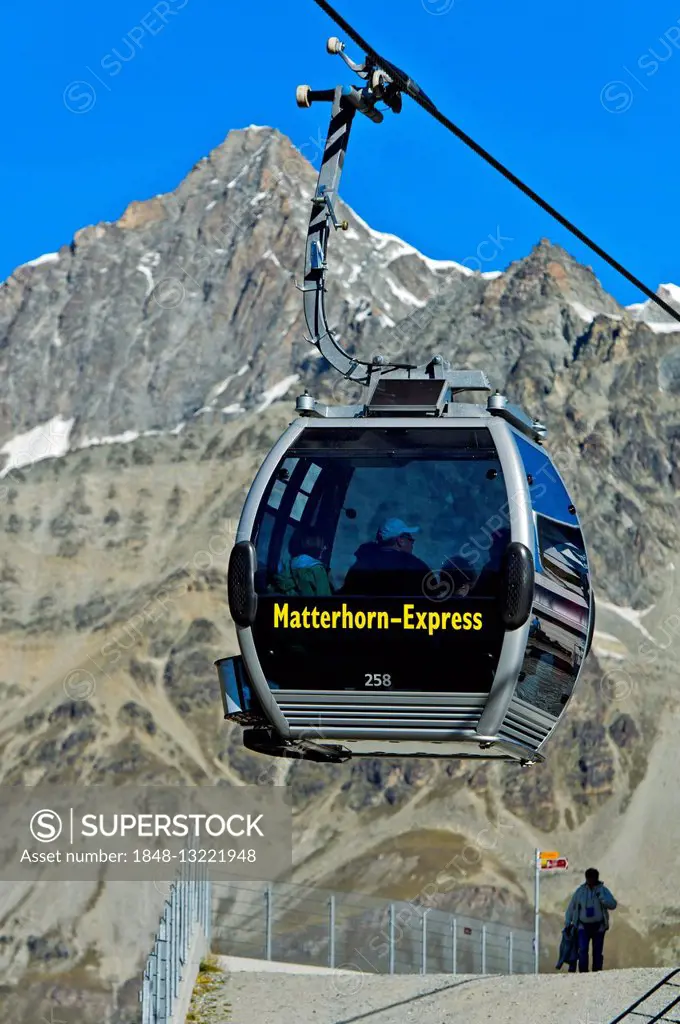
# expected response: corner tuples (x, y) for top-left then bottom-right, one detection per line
(3, 0), (680, 303)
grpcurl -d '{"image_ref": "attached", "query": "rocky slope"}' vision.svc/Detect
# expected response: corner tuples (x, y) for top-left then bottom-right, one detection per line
(1, 125), (680, 1018)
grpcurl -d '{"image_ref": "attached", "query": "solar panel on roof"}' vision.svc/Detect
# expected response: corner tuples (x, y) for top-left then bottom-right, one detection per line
(368, 378), (448, 412)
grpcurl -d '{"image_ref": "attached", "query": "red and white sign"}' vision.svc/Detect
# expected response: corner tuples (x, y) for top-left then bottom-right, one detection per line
(541, 857), (568, 871)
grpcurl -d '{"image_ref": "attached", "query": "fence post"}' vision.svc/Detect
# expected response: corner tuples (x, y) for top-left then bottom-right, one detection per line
(389, 904), (395, 975)
(481, 924), (486, 975)
(158, 918), (168, 1024)
(421, 910), (429, 976)
(452, 917), (457, 975)
(142, 973), (150, 1024)
(328, 894), (336, 969)
(150, 948), (157, 1024)
(508, 931), (513, 975)
(264, 884), (273, 961)
(203, 871), (210, 943)
(534, 847), (540, 975)
(174, 886), (181, 1007)
(167, 893), (175, 1018)
(206, 875), (213, 944)
(167, 901), (175, 1020)
(205, 868), (210, 937)
(168, 888), (173, 1010)
(180, 870), (188, 965)
(144, 971), (150, 1024)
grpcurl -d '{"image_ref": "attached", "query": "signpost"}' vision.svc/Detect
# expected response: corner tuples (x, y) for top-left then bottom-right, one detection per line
(543, 857), (568, 871)
(534, 849), (569, 973)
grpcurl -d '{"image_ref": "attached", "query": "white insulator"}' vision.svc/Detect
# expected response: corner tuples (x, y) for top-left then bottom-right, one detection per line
(296, 85), (312, 108)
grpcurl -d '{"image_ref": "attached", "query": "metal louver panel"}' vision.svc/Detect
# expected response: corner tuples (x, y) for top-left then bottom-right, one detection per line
(277, 693), (487, 733)
(498, 697), (555, 749)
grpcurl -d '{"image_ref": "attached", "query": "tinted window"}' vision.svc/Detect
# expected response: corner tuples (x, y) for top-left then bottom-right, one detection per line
(290, 427), (497, 454)
(513, 433), (578, 525)
(536, 515), (589, 602)
(512, 438), (591, 716)
(248, 428), (509, 693)
(253, 436), (509, 598)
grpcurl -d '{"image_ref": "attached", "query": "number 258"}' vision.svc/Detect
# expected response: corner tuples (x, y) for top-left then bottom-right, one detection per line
(365, 674), (391, 687)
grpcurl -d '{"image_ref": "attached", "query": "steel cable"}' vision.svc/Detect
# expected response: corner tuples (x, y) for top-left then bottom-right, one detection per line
(311, 0), (680, 325)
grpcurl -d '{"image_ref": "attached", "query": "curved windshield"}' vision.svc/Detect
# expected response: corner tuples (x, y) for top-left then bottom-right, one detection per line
(249, 427), (511, 694)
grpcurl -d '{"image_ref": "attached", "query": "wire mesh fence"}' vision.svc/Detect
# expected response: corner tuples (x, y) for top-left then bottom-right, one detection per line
(210, 879), (534, 975)
(140, 860), (212, 1024)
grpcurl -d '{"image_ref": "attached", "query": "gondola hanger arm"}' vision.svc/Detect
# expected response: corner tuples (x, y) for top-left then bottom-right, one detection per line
(296, 47), (415, 384)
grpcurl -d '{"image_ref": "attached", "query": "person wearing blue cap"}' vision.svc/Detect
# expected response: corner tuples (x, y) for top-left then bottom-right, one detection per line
(378, 518), (421, 545)
(341, 517), (431, 596)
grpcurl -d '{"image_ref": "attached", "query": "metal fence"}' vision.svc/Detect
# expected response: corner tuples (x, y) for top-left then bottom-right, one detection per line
(210, 879), (534, 975)
(140, 861), (212, 1024)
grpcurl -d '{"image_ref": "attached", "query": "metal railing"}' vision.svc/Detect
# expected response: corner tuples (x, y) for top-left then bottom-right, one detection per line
(140, 861), (212, 1024)
(607, 969), (680, 1023)
(210, 879), (534, 975)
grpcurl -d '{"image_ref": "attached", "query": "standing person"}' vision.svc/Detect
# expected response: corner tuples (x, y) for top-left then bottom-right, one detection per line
(564, 868), (617, 972)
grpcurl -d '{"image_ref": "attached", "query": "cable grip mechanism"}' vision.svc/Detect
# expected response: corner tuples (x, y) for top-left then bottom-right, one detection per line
(312, 185), (348, 231)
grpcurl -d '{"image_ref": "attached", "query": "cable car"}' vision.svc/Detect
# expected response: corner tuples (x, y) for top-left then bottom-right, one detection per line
(214, 34), (595, 765)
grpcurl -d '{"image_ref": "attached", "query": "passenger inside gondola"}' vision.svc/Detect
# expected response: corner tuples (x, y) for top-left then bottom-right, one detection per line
(439, 556), (481, 596)
(341, 517), (431, 596)
(441, 527), (510, 598)
(271, 530), (334, 597)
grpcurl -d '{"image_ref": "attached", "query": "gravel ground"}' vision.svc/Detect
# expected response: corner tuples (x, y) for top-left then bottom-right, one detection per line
(215, 963), (675, 1024)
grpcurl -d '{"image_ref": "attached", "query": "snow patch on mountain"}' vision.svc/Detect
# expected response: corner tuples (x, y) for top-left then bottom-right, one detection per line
(346, 208), (481, 278)
(661, 283), (680, 305)
(569, 301), (622, 324)
(226, 139), (271, 190)
(257, 375), (300, 412)
(626, 283), (680, 333)
(598, 600), (656, 641)
(198, 365), (251, 413)
(22, 252), (60, 269)
(136, 265), (154, 296)
(80, 430), (141, 449)
(385, 277), (427, 308)
(80, 422), (186, 449)
(0, 414), (196, 476)
(263, 250), (282, 268)
(647, 322), (680, 335)
(0, 415), (74, 477)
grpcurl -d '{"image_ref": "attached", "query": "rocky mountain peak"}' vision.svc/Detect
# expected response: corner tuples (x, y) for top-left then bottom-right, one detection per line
(495, 237), (623, 324)
(0, 124), (486, 466)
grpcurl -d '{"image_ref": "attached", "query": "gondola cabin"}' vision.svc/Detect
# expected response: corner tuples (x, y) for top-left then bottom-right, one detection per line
(217, 370), (594, 764)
